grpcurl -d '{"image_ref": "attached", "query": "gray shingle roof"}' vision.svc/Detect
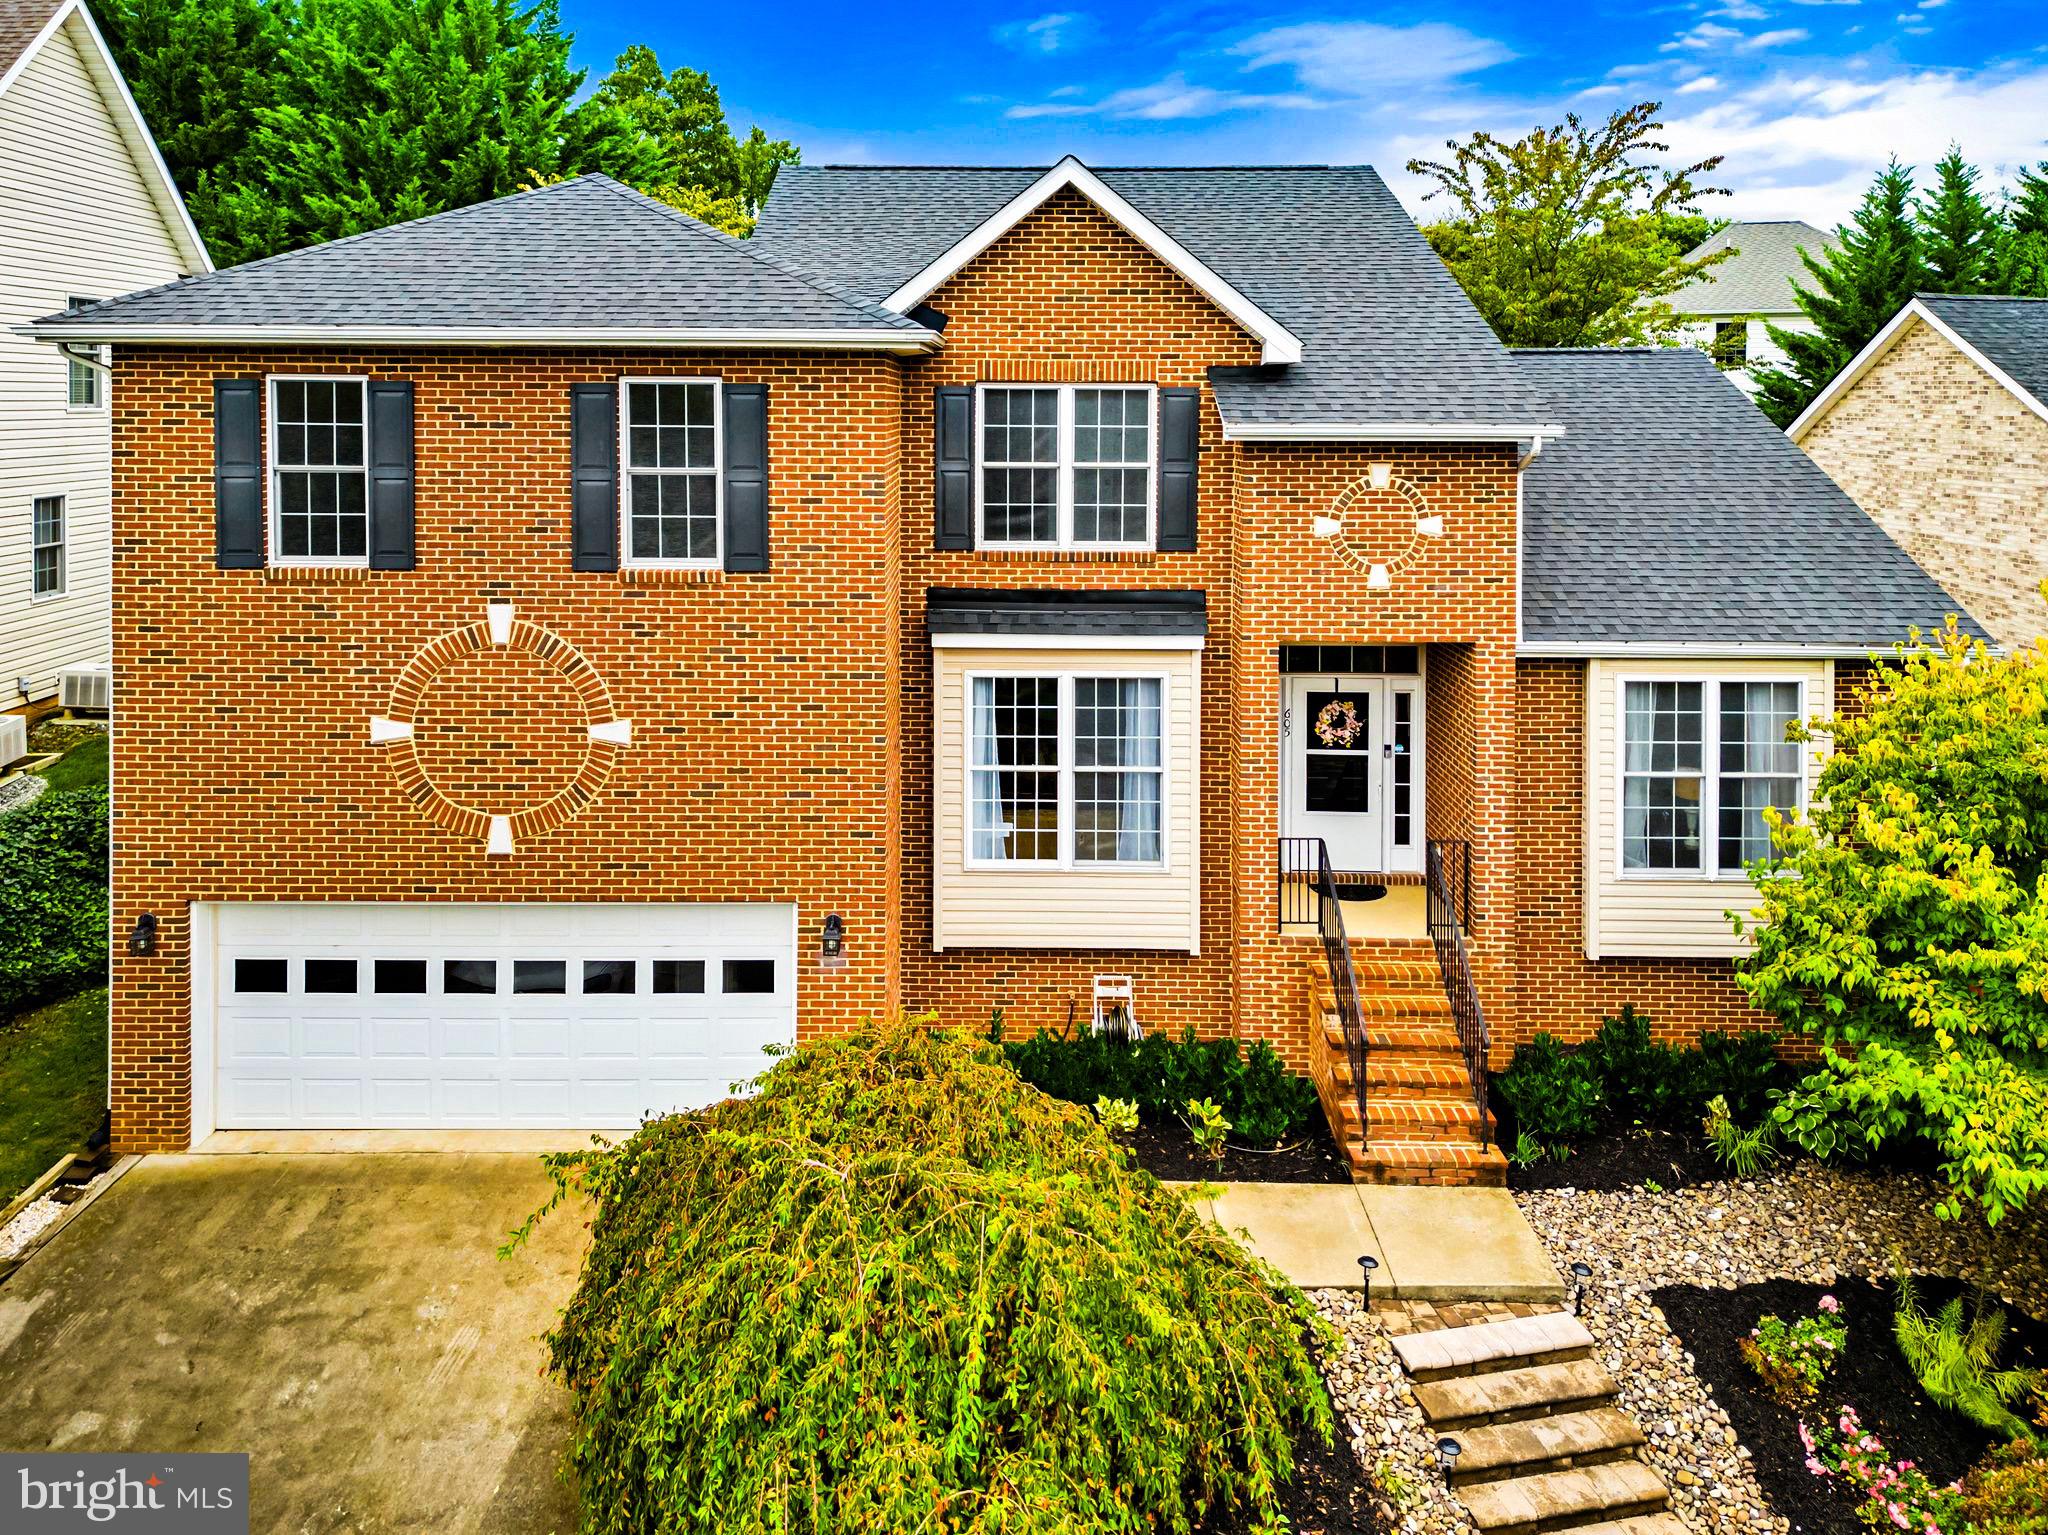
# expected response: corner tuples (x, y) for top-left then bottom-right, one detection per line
(926, 587), (1207, 638)
(755, 164), (1557, 432)
(32, 174), (929, 337)
(1917, 293), (2048, 411)
(1516, 347), (1976, 649)
(0, 0), (62, 84)
(1670, 221), (1836, 317)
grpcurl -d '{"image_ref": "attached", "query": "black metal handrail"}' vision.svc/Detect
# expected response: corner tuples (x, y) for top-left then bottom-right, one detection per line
(1278, 836), (1369, 1149)
(1425, 838), (1490, 1148)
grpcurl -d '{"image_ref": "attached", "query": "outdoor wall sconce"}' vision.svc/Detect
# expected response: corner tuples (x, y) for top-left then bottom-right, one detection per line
(1434, 1437), (1462, 1485)
(820, 913), (845, 963)
(1570, 1259), (1595, 1316)
(128, 912), (158, 956)
(1357, 1254), (1379, 1307)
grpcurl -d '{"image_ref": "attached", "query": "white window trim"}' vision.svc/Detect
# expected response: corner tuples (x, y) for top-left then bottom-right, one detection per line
(963, 668), (1171, 872)
(265, 373), (371, 569)
(30, 494), (66, 602)
(1614, 673), (1807, 882)
(64, 296), (104, 411)
(973, 382), (1157, 552)
(618, 375), (724, 570)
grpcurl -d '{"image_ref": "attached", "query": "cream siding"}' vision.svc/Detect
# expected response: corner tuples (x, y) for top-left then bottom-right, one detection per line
(932, 645), (1202, 953)
(1582, 656), (1833, 959)
(0, 18), (193, 704)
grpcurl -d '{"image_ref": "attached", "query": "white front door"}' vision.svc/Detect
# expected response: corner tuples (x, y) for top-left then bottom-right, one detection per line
(202, 902), (796, 1130)
(1282, 675), (1424, 873)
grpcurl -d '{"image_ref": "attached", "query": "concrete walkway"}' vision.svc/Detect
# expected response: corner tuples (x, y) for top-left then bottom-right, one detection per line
(1186, 1181), (1564, 1301)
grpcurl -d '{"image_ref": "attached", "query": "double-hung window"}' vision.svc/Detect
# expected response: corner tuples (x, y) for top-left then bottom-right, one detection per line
(31, 495), (65, 599)
(1620, 677), (1803, 876)
(269, 377), (368, 563)
(622, 378), (721, 566)
(65, 297), (102, 407)
(970, 673), (1165, 866)
(977, 384), (1155, 549)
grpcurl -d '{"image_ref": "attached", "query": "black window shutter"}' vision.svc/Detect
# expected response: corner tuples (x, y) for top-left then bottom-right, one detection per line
(213, 377), (263, 568)
(933, 385), (974, 549)
(367, 379), (415, 570)
(570, 382), (617, 572)
(1157, 387), (1200, 552)
(723, 382), (769, 573)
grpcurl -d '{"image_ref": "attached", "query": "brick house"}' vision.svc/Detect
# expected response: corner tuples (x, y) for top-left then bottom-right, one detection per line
(1790, 294), (2048, 654)
(31, 159), (1968, 1180)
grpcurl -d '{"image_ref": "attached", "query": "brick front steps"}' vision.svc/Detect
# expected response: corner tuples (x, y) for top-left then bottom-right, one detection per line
(1308, 942), (1509, 1186)
(1391, 1313), (1681, 1535)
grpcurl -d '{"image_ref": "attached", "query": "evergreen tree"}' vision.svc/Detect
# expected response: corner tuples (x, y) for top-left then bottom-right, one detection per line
(1754, 159), (1928, 428)
(96, 0), (292, 262)
(1917, 146), (1999, 292)
(1995, 161), (2048, 297)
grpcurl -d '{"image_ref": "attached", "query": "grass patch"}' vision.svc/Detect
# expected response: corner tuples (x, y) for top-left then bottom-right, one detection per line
(34, 733), (108, 795)
(0, 988), (108, 1202)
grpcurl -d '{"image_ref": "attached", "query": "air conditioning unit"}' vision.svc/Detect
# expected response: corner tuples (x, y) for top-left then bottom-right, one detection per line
(58, 663), (112, 715)
(0, 713), (25, 769)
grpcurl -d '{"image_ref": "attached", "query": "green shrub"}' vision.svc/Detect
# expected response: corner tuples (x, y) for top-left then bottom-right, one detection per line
(519, 1018), (1333, 1535)
(1693, 1029), (1785, 1121)
(0, 786), (109, 1015)
(1498, 1033), (1606, 1150)
(1002, 1025), (1318, 1147)
(1739, 1294), (1844, 1404)
(1894, 1268), (2045, 1438)
(1960, 1426), (2048, 1535)
(1583, 1005), (1691, 1120)
(1704, 1093), (1780, 1176)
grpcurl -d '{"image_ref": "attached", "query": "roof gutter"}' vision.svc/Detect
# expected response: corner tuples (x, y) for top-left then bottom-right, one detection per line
(1222, 420), (1568, 443)
(1517, 640), (1909, 660)
(13, 323), (943, 354)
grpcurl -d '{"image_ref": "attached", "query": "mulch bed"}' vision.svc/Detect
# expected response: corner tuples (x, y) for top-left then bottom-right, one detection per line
(1191, 1421), (1383, 1535)
(1127, 1116), (1354, 1184)
(1654, 1275), (2046, 1535)
(1506, 1125), (1731, 1193)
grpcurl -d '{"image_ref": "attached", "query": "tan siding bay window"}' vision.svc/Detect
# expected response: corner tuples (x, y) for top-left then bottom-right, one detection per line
(934, 644), (1199, 953)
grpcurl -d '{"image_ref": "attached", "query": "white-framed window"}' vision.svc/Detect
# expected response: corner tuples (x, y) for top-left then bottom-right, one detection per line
(621, 377), (722, 566)
(1619, 676), (1804, 877)
(31, 495), (65, 599)
(968, 671), (1166, 867)
(65, 297), (102, 408)
(976, 383), (1156, 549)
(268, 376), (368, 565)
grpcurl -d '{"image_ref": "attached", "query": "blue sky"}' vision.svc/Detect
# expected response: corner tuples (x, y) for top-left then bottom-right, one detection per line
(565, 2), (2047, 224)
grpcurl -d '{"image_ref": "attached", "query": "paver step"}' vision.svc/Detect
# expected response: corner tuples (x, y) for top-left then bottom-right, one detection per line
(1448, 1408), (1646, 1485)
(1391, 1312), (1595, 1383)
(1353, 1139), (1509, 1187)
(1554, 1514), (1690, 1535)
(1414, 1359), (1622, 1430)
(1455, 1460), (1668, 1534)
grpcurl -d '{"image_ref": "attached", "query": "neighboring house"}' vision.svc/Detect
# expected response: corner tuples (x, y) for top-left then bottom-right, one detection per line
(1790, 294), (2048, 653)
(0, 0), (208, 713)
(1669, 220), (1836, 396)
(28, 159), (1967, 1182)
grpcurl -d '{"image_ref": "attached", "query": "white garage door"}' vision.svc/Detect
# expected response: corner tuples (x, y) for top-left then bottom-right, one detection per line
(204, 903), (796, 1129)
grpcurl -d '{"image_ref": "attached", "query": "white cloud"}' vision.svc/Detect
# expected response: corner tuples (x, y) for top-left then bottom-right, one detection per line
(1708, 0), (1771, 17)
(1664, 22), (1743, 50)
(1678, 74), (1725, 92)
(1230, 21), (1515, 92)
(1741, 27), (1812, 46)
(1007, 72), (1322, 120)
(994, 12), (1097, 55)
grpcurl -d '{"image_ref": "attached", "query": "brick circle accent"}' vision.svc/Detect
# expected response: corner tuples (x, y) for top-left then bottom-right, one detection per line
(376, 611), (623, 849)
(1326, 473), (1435, 581)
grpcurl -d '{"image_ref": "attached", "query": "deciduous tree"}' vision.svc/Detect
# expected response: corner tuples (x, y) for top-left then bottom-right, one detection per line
(1405, 101), (1731, 347)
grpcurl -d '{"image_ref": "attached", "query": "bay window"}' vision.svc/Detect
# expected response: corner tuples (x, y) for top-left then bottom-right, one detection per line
(1621, 676), (1803, 876)
(977, 384), (1155, 548)
(970, 672), (1165, 866)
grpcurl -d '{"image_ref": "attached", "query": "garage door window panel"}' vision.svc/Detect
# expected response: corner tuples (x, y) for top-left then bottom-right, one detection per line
(304, 959), (358, 994)
(375, 960), (428, 993)
(513, 960), (567, 995)
(582, 960), (637, 994)
(235, 958), (288, 993)
(444, 959), (498, 995)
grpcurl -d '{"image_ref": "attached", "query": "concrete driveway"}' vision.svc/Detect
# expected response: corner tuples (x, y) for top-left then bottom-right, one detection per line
(0, 1153), (589, 1533)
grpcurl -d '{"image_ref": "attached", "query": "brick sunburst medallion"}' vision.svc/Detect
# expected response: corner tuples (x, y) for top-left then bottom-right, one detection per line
(367, 602), (631, 856)
(1311, 464), (1446, 590)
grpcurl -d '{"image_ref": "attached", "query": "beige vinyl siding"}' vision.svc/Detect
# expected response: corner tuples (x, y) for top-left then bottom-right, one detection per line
(1582, 656), (1833, 959)
(0, 19), (191, 703)
(932, 645), (1201, 953)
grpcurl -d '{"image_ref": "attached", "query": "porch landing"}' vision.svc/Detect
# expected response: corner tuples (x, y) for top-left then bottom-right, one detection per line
(1184, 1181), (1563, 1301)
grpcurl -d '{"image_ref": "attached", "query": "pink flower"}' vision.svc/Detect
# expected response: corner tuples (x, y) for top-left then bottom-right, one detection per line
(1806, 1458), (1826, 1477)
(1819, 1294), (1840, 1313)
